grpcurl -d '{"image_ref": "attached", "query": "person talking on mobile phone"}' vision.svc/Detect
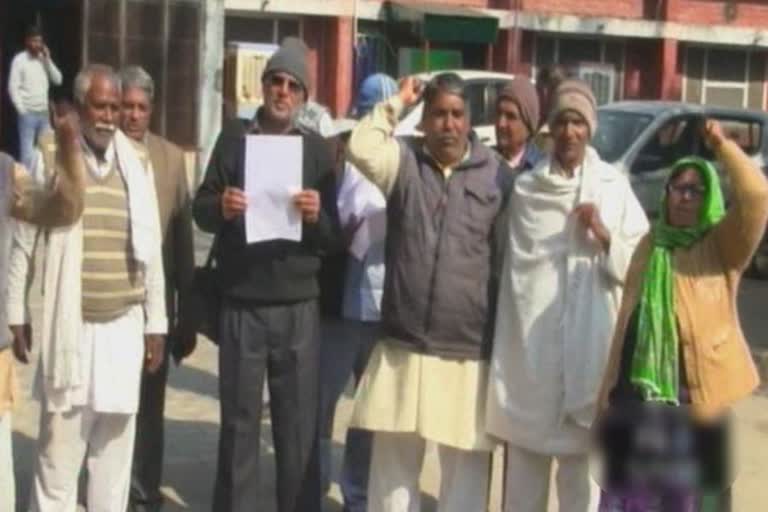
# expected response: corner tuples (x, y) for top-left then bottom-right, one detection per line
(8, 24), (63, 173)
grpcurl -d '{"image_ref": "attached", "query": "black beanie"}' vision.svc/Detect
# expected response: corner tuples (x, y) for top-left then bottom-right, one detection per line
(262, 37), (310, 94)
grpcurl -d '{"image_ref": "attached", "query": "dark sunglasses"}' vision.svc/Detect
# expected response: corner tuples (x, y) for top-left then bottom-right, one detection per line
(267, 74), (303, 94)
(667, 183), (706, 199)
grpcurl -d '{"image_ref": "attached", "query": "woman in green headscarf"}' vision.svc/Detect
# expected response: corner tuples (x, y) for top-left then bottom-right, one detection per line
(595, 121), (768, 511)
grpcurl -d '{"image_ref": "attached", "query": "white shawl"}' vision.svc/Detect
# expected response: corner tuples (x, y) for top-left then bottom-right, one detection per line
(486, 147), (648, 453)
(7, 130), (167, 398)
(0, 158), (12, 351)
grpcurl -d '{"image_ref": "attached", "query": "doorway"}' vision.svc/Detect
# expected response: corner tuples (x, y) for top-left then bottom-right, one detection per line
(1, 0), (83, 155)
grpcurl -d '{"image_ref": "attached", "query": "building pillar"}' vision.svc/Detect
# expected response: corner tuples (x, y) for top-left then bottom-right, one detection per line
(197, 0), (224, 185)
(624, 40), (656, 99)
(302, 17), (353, 116)
(327, 17), (354, 116)
(662, 0), (679, 21)
(659, 37), (682, 100)
(493, 28), (521, 74)
(301, 16), (324, 102)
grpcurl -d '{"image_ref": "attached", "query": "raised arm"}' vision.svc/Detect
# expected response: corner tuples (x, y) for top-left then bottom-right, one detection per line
(707, 121), (768, 271)
(10, 107), (85, 227)
(347, 77), (421, 196)
(42, 47), (63, 86)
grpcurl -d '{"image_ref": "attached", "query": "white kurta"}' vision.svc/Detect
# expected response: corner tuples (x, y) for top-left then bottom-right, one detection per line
(38, 305), (145, 414)
(486, 148), (648, 454)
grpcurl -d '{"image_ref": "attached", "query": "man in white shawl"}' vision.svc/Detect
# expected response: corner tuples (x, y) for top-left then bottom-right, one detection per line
(486, 79), (648, 511)
(7, 64), (166, 512)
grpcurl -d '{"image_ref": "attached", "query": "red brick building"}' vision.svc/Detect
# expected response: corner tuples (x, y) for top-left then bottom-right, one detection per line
(5, 1), (767, 176)
(226, 0), (768, 116)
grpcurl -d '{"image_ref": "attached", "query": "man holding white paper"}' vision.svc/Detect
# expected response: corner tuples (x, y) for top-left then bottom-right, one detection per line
(192, 37), (340, 512)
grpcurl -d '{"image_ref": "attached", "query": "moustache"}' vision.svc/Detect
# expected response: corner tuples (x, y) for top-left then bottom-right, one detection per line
(93, 123), (116, 133)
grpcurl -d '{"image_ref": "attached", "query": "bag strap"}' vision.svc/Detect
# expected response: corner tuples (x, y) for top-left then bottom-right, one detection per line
(204, 232), (219, 269)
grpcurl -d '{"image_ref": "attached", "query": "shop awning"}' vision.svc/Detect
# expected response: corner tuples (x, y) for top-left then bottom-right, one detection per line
(387, 2), (499, 45)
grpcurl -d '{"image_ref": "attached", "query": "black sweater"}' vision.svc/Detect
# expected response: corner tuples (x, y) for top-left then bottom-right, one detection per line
(193, 118), (341, 303)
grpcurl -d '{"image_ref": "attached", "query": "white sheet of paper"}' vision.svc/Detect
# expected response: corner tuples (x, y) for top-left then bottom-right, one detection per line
(244, 135), (303, 244)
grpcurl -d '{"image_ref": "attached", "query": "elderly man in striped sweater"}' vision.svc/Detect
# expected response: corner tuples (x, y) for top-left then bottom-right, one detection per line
(7, 63), (166, 512)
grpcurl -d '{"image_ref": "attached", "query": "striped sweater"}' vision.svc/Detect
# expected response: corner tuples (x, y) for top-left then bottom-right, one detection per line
(81, 161), (145, 322)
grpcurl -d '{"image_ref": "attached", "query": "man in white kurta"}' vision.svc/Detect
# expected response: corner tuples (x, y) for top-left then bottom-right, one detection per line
(486, 80), (649, 511)
(6, 64), (166, 512)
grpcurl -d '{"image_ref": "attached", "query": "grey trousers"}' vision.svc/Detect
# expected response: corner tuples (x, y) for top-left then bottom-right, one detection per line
(213, 298), (322, 512)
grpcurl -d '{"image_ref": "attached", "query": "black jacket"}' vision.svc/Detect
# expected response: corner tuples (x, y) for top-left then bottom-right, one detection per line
(193, 117), (341, 303)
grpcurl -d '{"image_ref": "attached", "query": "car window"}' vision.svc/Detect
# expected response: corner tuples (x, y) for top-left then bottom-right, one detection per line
(592, 110), (653, 163)
(631, 116), (697, 174)
(700, 118), (763, 158)
(465, 82), (485, 126)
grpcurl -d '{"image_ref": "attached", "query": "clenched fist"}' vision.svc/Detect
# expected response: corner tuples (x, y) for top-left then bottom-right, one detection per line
(702, 119), (725, 152)
(398, 76), (424, 109)
(293, 190), (321, 223)
(573, 202), (611, 253)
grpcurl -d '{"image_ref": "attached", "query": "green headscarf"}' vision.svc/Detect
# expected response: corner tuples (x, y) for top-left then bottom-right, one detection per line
(630, 157), (725, 404)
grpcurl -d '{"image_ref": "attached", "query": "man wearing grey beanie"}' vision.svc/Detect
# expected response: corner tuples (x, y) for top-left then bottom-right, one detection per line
(494, 77), (544, 176)
(487, 79), (648, 511)
(194, 36), (341, 512)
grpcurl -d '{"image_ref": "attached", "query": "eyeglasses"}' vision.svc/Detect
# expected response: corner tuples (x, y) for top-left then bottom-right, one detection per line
(667, 183), (706, 199)
(267, 74), (303, 94)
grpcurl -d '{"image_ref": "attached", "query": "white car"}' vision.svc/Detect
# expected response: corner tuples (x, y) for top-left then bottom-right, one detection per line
(394, 69), (518, 147)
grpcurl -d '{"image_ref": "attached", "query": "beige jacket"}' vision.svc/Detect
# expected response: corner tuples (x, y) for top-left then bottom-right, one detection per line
(598, 140), (768, 419)
(138, 133), (194, 341)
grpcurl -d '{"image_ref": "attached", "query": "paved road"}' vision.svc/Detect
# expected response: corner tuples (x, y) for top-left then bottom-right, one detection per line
(9, 252), (768, 510)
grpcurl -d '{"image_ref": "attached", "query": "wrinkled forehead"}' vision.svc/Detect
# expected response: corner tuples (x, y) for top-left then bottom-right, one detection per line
(122, 85), (151, 103)
(79, 77), (120, 112)
(554, 109), (586, 124)
(424, 89), (466, 113)
(670, 165), (705, 186)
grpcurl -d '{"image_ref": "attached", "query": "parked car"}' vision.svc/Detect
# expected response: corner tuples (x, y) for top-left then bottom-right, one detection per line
(592, 100), (768, 276)
(394, 69), (518, 146)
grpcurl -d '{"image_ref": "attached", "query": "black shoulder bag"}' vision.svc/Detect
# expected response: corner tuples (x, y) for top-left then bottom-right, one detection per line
(190, 234), (221, 344)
